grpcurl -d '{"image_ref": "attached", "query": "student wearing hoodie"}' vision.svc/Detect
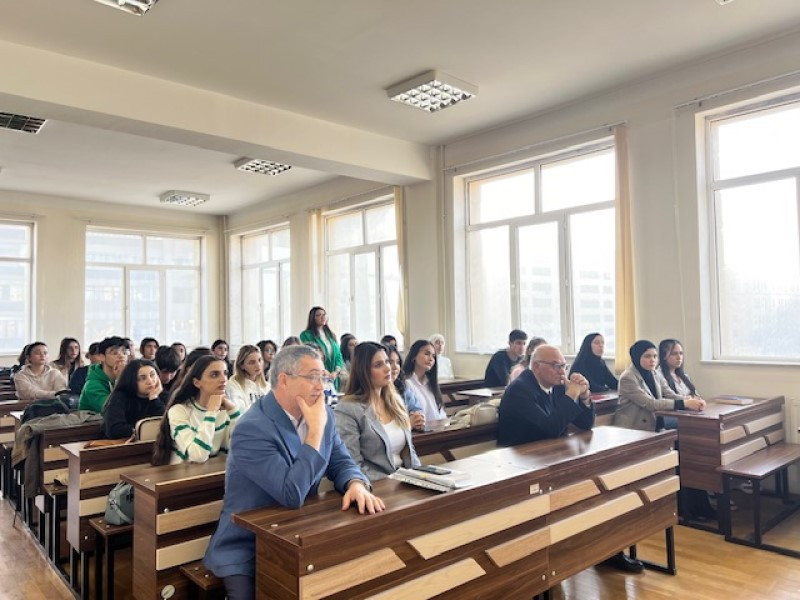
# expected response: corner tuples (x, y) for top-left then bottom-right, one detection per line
(78, 336), (128, 413)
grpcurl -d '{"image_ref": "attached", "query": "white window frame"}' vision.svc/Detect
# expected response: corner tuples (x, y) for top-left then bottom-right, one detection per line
(0, 219), (34, 354)
(240, 226), (292, 343)
(84, 228), (204, 346)
(456, 139), (616, 355)
(704, 93), (800, 362)
(323, 196), (399, 344)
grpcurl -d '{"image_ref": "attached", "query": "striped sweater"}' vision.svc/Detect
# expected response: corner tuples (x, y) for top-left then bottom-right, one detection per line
(167, 401), (240, 464)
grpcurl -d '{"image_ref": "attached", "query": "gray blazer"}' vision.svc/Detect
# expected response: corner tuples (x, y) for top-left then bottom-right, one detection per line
(613, 366), (684, 431)
(334, 399), (420, 481)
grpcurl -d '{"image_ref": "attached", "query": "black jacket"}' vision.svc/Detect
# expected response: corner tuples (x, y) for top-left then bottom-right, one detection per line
(103, 389), (166, 439)
(497, 369), (594, 446)
(483, 349), (519, 387)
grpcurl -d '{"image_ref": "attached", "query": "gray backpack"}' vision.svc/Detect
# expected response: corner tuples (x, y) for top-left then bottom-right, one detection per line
(104, 481), (134, 525)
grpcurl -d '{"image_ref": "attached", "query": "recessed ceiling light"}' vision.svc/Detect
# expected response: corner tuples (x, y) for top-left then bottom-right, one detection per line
(386, 70), (478, 113)
(0, 112), (46, 134)
(235, 157), (293, 176)
(159, 190), (209, 207)
(714, 0), (735, 5)
(91, 0), (160, 16)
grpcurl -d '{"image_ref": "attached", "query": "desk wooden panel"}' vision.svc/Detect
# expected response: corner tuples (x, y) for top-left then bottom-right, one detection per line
(412, 423), (497, 462)
(122, 457), (227, 600)
(234, 426), (677, 600)
(658, 395), (785, 493)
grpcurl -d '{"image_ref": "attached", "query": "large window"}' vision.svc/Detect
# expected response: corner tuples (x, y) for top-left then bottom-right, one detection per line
(85, 230), (202, 346)
(706, 97), (800, 361)
(325, 199), (403, 346)
(241, 227), (291, 343)
(459, 142), (616, 354)
(0, 221), (33, 354)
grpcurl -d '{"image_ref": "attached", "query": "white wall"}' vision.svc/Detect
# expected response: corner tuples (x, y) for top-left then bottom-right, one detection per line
(0, 190), (223, 360)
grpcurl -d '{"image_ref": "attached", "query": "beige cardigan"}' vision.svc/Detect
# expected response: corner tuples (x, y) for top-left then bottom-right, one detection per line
(613, 366), (684, 431)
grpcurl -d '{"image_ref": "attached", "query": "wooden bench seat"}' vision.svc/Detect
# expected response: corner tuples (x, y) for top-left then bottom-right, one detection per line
(719, 442), (800, 557)
(179, 560), (225, 599)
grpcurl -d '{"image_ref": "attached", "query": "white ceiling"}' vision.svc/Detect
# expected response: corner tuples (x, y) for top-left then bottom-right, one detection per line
(1, 0), (800, 214)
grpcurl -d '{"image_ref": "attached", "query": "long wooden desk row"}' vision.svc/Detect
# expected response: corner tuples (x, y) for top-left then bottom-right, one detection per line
(217, 426), (679, 600)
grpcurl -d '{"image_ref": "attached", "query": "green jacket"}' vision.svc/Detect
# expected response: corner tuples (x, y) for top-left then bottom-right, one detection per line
(78, 363), (115, 413)
(299, 330), (345, 374)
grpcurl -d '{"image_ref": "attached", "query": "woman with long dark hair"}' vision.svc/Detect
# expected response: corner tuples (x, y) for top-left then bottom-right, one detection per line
(103, 359), (165, 438)
(334, 343), (420, 480)
(658, 339), (703, 398)
(152, 356), (240, 465)
(402, 340), (446, 423)
(569, 333), (618, 392)
(50, 337), (83, 381)
(299, 306), (345, 385)
(256, 339), (278, 378)
(614, 340), (704, 431)
(338, 333), (357, 392)
(387, 346), (425, 430)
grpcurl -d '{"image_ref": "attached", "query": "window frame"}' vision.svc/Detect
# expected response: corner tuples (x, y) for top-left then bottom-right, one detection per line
(84, 227), (204, 346)
(323, 196), (401, 345)
(457, 139), (616, 355)
(240, 225), (292, 344)
(705, 94), (800, 362)
(0, 219), (34, 354)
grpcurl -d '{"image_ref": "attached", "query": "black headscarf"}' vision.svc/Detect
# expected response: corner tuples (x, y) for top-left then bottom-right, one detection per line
(569, 333), (618, 392)
(629, 340), (658, 398)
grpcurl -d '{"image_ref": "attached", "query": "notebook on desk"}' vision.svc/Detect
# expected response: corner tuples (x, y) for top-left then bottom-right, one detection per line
(390, 466), (471, 492)
(714, 395), (754, 405)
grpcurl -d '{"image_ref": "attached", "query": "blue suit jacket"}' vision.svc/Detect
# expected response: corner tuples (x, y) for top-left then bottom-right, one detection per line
(204, 392), (367, 578)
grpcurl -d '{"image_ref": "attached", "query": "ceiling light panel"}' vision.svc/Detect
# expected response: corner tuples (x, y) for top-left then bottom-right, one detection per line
(387, 70), (478, 113)
(0, 112), (46, 134)
(92, 0), (160, 16)
(235, 157), (292, 175)
(159, 190), (209, 207)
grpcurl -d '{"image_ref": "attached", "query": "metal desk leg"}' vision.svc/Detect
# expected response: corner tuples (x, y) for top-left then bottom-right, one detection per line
(752, 479), (762, 547)
(95, 535), (104, 600)
(721, 475), (732, 538)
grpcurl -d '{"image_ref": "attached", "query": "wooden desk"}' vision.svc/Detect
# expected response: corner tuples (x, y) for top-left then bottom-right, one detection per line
(122, 457), (227, 600)
(234, 426), (678, 599)
(441, 379), (490, 406)
(657, 395), (785, 494)
(412, 422), (497, 462)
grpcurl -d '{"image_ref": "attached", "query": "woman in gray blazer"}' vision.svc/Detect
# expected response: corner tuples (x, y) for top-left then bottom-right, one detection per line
(613, 340), (704, 431)
(334, 342), (420, 481)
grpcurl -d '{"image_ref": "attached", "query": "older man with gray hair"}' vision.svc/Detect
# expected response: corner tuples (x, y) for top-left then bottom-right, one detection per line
(204, 345), (383, 600)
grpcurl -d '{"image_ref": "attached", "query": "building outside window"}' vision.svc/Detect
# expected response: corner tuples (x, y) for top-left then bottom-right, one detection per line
(324, 198), (403, 347)
(705, 96), (800, 361)
(457, 140), (616, 354)
(0, 221), (33, 355)
(84, 229), (203, 346)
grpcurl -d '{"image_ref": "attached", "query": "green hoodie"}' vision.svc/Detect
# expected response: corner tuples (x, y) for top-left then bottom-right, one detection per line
(78, 362), (114, 413)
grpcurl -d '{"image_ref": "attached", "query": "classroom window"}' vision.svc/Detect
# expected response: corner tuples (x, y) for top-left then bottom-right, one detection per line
(85, 230), (203, 347)
(0, 221), (33, 355)
(241, 227), (291, 344)
(324, 199), (403, 347)
(459, 142), (616, 354)
(706, 98), (800, 361)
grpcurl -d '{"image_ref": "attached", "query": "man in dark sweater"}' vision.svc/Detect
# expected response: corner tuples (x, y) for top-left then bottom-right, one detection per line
(483, 329), (527, 387)
(497, 344), (643, 573)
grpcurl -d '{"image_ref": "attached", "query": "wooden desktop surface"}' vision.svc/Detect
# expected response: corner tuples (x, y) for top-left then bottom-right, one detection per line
(234, 426), (678, 599)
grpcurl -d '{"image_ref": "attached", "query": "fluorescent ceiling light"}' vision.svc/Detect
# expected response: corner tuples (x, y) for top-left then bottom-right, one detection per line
(159, 190), (209, 207)
(92, 0), (160, 16)
(387, 70), (478, 113)
(235, 157), (292, 176)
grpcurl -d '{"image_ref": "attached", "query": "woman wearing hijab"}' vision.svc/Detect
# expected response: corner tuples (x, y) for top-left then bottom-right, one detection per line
(568, 333), (618, 392)
(613, 340), (704, 431)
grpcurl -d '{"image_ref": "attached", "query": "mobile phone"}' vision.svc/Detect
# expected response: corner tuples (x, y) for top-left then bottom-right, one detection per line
(412, 465), (451, 476)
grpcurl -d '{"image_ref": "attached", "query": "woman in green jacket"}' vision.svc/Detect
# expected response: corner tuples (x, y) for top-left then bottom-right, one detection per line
(299, 306), (345, 387)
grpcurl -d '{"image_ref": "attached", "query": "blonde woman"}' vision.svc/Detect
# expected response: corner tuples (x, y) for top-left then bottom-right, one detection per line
(227, 345), (270, 414)
(334, 342), (420, 481)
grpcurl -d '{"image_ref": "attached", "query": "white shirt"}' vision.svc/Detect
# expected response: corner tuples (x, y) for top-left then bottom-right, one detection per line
(226, 377), (270, 415)
(437, 355), (455, 381)
(405, 373), (447, 423)
(382, 419), (406, 468)
(282, 407), (309, 442)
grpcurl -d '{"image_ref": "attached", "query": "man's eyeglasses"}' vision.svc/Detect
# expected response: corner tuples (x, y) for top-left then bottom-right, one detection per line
(534, 360), (569, 371)
(107, 348), (131, 357)
(288, 373), (334, 386)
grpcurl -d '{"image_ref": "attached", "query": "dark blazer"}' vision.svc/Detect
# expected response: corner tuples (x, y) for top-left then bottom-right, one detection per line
(204, 392), (367, 578)
(334, 399), (420, 481)
(497, 369), (594, 446)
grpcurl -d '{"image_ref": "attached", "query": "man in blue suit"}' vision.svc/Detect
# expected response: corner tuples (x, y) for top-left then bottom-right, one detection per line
(204, 345), (384, 599)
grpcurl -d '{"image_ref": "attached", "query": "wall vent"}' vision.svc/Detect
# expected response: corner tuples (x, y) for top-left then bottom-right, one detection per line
(0, 113), (46, 134)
